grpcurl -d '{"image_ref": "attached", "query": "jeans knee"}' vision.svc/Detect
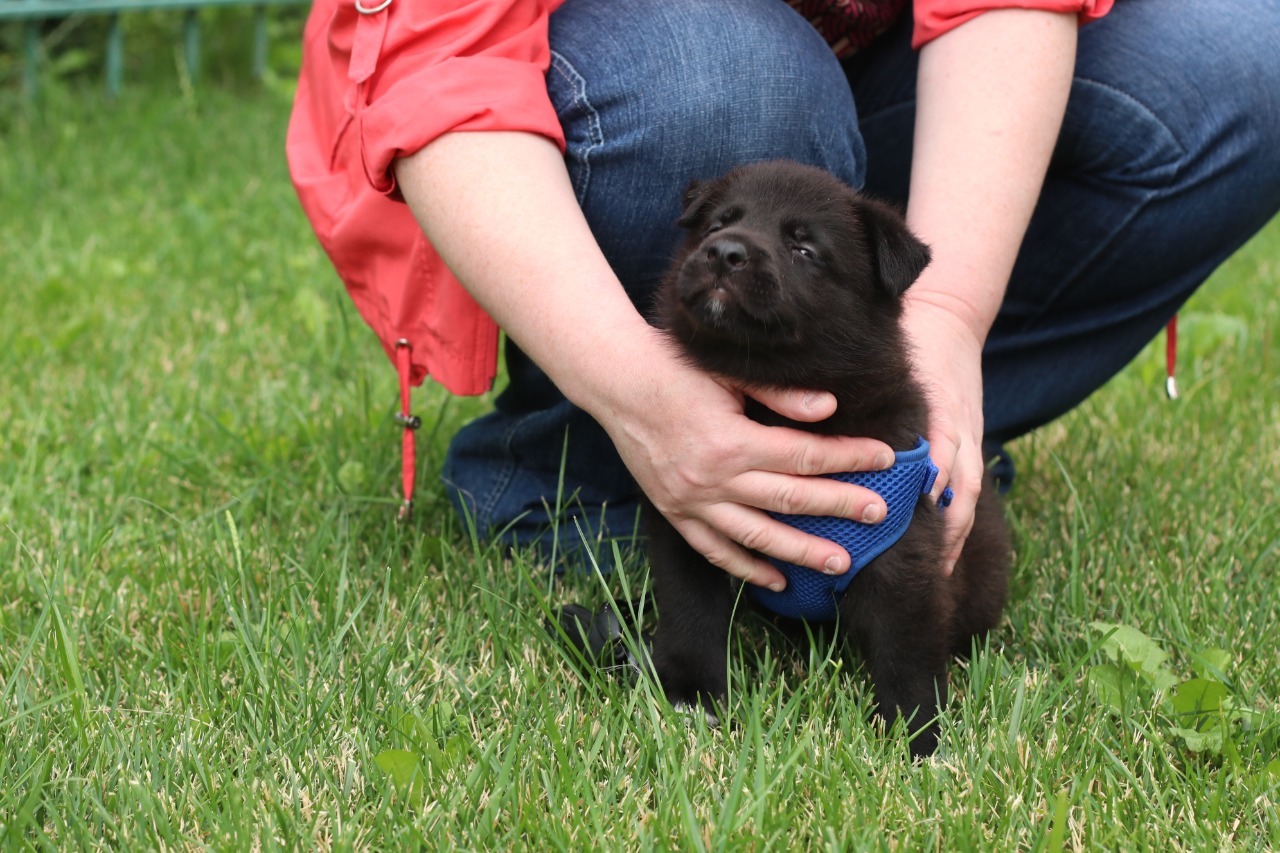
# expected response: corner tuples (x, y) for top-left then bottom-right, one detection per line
(549, 0), (865, 189)
(1193, 14), (1280, 193)
(1072, 0), (1280, 195)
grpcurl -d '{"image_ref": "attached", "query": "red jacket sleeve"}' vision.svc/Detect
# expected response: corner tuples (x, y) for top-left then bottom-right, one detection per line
(913, 0), (1113, 49)
(326, 0), (566, 196)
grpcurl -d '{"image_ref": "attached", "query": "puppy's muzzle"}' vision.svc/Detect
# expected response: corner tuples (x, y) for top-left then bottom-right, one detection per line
(676, 232), (780, 329)
(703, 237), (749, 274)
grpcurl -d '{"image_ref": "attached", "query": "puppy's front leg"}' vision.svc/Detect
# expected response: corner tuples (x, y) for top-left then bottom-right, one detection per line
(840, 532), (952, 759)
(645, 505), (734, 720)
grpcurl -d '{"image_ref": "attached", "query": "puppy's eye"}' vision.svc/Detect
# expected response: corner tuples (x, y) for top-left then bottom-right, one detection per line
(790, 245), (815, 260)
(705, 207), (741, 235)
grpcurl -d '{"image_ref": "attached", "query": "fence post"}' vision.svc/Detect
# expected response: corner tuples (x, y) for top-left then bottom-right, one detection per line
(23, 20), (40, 99)
(252, 5), (268, 78)
(183, 8), (200, 84)
(105, 13), (124, 97)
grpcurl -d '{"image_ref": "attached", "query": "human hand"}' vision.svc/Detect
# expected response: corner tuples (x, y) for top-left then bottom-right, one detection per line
(596, 337), (896, 591)
(901, 295), (988, 577)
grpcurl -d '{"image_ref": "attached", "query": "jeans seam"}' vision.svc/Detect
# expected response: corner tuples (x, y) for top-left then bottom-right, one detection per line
(549, 49), (603, 205)
(1072, 76), (1189, 163)
(1009, 76), (1190, 332)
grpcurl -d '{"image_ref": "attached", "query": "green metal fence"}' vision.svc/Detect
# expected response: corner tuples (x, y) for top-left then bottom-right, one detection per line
(2, 0), (311, 97)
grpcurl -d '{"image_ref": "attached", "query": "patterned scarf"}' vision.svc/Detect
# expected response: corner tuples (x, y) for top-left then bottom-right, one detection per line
(786, 0), (908, 57)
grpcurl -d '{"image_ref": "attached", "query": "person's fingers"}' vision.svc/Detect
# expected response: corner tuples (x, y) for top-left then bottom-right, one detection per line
(673, 517), (788, 590)
(928, 428), (982, 577)
(925, 426), (960, 506)
(739, 422), (895, 478)
(939, 490), (977, 577)
(745, 385), (838, 423)
(650, 422), (893, 515)
(679, 504), (858, 583)
(606, 365), (912, 583)
(731, 470), (888, 524)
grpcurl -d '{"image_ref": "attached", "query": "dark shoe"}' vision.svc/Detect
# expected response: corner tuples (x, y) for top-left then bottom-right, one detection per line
(982, 440), (1016, 495)
(546, 601), (653, 677)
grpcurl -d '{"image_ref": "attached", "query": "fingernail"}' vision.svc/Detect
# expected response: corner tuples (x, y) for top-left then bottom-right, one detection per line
(769, 580), (786, 592)
(862, 503), (884, 523)
(823, 556), (844, 575)
(874, 452), (893, 470)
(802, 391), (819, 410)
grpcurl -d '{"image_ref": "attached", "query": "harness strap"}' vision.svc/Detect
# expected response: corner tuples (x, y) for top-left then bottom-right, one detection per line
(752, 437), (951, 620)
(831, 450), (949, 596)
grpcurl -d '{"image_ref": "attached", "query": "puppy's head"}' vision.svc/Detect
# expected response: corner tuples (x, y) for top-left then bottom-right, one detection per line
(656, 161), (930, 376)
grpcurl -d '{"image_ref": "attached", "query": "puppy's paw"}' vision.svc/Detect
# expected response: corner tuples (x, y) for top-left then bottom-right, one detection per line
(653, 651), (727, 719)
(672, 700), (721, 728)
(906, 722), (940, 760)
(873, 706), (942, 760)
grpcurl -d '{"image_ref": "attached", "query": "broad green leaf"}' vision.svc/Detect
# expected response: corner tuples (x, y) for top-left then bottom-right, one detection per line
(1089, 663), (1140, 714)
(1169, 678), (1228, 721)
(1089, 622), (1177, 690)
(1190, 648), (1232, 681)
(393, 707), (453, 775)
(375, 749), (425, 803)
(375, 749), (420, 783)
(1221, 696), (1265, 731)
(1169, 726), (1225, 755)
(429, 701), (457, 728)
(1146, 668), (1179, 693)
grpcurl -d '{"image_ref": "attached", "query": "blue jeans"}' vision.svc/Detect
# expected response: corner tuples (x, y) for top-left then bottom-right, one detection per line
(443, 0), (1280, 553)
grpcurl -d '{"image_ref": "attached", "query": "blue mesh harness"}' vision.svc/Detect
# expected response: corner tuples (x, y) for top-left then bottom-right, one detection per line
(749, 437), (952, 622)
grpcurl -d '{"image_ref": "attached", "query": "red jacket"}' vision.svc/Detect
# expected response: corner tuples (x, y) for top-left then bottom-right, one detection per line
(287, 0), (1111, 396)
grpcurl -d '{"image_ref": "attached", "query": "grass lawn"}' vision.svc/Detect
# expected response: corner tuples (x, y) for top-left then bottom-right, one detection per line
(2, 84), (1278, 849)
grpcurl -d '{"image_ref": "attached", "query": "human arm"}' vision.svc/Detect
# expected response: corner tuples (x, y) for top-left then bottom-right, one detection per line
(904, 9), (1079, 573)
(393, 132), (897, 587)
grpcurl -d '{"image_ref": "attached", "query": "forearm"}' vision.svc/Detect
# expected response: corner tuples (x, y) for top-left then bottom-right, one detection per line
(393, 131), (662, 419)
(903, 9), (1078, 569)
(907, 9), (1078, 340)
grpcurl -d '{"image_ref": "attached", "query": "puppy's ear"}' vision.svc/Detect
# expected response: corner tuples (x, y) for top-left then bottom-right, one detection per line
(856, 197), (932, 297)
(676, 179), (718, 229)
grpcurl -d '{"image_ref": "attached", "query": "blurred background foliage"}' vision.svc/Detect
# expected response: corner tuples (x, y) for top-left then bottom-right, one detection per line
(0, 4), (307, 110)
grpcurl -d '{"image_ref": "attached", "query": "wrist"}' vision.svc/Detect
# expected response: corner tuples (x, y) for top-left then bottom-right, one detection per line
(902, 274), (994, 350)
(543, 315), (673, 418)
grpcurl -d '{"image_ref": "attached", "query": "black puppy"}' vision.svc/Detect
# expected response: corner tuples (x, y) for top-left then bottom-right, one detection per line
(645, 160), (1010, 758)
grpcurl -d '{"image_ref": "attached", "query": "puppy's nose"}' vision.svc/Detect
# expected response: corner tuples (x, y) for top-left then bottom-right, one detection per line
(705, 238), (748, 273)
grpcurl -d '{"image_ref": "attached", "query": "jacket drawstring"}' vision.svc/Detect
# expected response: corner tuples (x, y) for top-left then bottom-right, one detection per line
(394, 339), (420, 520)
